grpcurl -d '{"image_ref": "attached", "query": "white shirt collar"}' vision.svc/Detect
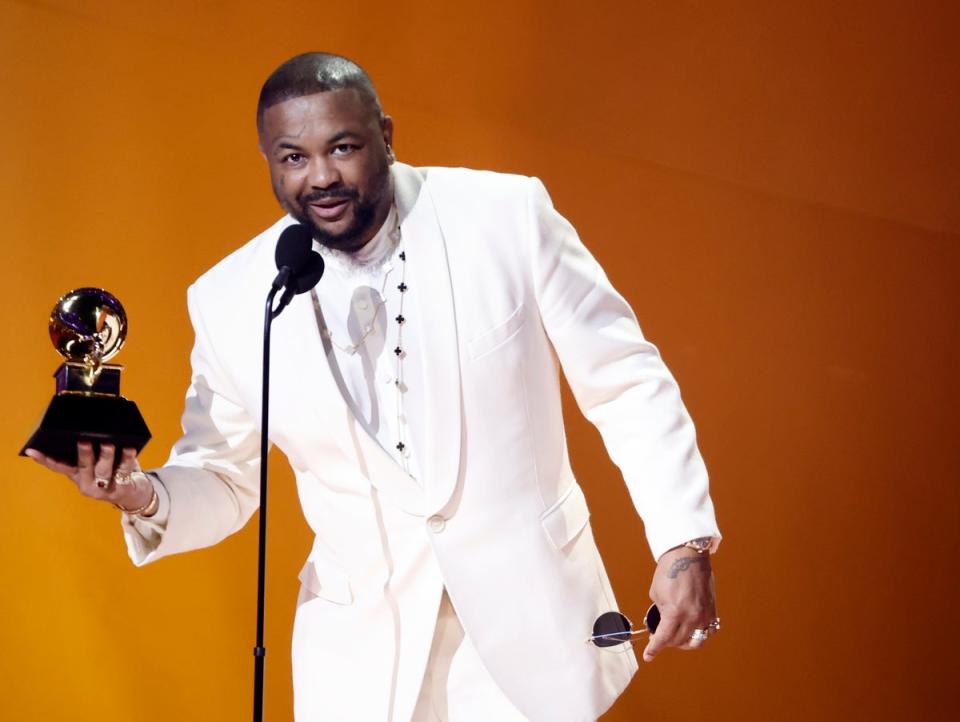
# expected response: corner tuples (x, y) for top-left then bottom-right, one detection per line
(314, 204), (399, 277)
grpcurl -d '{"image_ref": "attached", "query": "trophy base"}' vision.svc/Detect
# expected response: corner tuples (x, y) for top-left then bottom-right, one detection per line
(20, 393), (151, 466)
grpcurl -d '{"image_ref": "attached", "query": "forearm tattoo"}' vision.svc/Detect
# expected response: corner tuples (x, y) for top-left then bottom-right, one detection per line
(667, 555), (709, 579)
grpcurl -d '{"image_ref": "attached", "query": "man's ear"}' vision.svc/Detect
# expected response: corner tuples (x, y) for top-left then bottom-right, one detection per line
(382, 115), (395, 161)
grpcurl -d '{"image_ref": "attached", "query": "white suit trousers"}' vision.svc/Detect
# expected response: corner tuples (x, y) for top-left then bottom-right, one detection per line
(411, 591), (529, 722)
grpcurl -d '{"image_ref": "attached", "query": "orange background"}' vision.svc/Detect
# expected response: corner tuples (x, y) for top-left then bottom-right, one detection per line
(2, 1), (958, 720)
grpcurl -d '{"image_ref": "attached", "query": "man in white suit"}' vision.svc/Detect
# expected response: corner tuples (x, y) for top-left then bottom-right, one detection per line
(27, 53), (721, 721)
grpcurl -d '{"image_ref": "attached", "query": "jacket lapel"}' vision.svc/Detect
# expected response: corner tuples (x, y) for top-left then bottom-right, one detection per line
(272, 284), (429, 514)
(394, 164), (464, 514)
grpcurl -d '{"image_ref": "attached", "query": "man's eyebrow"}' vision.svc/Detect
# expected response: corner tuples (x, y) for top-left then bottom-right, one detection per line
(272, 137), (304, 152)
(327, 130), (362, 144)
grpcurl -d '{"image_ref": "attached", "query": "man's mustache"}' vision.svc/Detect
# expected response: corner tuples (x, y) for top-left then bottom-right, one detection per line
(300, 187), (359, 204)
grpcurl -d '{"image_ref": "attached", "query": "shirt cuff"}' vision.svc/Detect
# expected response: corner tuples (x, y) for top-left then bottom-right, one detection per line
(120, 472), (170, 564)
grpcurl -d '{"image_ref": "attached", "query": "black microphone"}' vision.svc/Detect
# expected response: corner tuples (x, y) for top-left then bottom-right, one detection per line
(272, 224), (325, 314)
(273, 223), (312, 288)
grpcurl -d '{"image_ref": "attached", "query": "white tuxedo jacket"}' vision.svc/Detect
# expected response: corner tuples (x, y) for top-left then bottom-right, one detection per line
(127, 163), (720, 721)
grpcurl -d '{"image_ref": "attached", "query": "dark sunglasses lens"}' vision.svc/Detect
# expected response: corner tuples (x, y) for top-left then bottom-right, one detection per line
(644, 604), (661, 634)
(592, 611), (632, 647)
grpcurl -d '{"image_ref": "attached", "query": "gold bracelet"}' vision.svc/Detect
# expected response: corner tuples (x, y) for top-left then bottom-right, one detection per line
(115, 484), (159, 517)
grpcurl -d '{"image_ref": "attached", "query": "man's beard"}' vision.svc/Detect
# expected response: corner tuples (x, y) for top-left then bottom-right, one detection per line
(284, 163), (391, 253)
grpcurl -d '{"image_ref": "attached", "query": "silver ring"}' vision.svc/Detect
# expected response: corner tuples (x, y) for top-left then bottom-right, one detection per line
(113, 470), (134, 487)
(690, 628), (709, 642)
(94, 476), (110, 489)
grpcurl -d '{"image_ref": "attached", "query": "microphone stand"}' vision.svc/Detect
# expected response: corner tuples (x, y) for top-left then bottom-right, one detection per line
(253, 275), (295, 722)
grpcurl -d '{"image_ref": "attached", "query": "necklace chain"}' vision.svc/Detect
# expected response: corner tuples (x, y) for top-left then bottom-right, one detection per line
(393, 246), (409, 473)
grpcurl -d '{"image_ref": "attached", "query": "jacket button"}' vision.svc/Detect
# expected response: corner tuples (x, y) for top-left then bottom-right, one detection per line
(427, 515), (446, 533)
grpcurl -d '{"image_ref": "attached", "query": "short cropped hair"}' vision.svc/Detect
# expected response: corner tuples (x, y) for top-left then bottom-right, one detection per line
(256, 52), (383, 133)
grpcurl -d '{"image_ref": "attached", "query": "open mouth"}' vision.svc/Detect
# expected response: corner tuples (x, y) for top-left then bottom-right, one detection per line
(308, 198), (351, 221)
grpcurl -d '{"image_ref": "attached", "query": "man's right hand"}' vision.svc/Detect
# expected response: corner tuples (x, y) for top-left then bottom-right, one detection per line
(25, 442), (153, 513)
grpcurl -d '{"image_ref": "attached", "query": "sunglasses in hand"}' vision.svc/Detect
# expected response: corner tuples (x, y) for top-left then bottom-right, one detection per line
(588, 604), (661, 647)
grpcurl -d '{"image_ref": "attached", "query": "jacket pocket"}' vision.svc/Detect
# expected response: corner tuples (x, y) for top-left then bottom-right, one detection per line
(468, 303), (526, 360)
(540, 482), (591, 551)
(298, 557), (353, 605)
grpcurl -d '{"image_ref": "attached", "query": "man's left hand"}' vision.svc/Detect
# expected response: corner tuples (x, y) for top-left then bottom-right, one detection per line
(642, 546), (717, 662)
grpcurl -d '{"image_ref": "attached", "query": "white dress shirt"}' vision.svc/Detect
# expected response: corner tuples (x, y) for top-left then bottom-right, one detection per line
(312, 203), (425, 484)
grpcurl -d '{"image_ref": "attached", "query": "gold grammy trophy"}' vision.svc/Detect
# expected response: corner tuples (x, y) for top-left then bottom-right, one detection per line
(20, 288), (151, 465)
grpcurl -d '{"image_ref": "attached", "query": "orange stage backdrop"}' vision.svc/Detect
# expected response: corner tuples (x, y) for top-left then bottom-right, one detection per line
(1, 1), (957, 720)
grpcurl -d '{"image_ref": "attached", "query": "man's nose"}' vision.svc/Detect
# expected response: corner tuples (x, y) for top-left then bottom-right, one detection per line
(307, 157), (342, 189)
